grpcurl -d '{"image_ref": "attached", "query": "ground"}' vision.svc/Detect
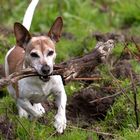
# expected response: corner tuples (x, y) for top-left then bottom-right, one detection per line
(0, 0), (140, 139)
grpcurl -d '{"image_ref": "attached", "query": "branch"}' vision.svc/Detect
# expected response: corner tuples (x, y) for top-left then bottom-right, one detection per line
(0, 40), (115, 89)
(54, 39), (114, 82)
(89, 82), (140, 105)
(0, 68), (37, 89)
(68, 125), (118, 138)
(130, 69), (139, 128)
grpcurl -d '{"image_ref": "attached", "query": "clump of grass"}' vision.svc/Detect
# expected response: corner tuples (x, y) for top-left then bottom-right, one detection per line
(111, 0), (140, 34)
(100, 81), (140, 138)
(121, 128), (140, 140)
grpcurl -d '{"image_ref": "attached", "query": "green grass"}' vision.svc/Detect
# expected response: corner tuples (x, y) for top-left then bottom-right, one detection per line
(0, 0), (140, 139)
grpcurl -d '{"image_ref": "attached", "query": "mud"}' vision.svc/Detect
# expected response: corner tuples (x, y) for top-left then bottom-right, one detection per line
(67, 85), (116, 125)
(0, 115), (15, 140)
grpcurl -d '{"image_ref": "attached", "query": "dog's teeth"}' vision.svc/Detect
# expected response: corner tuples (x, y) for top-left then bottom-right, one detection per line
(39, 75), (50, 82)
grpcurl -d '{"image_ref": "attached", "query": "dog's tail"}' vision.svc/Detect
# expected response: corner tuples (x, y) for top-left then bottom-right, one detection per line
(22, 0), (39, 31)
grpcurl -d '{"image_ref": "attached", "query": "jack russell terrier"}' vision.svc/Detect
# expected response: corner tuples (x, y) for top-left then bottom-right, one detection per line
(5, 0), (67, 134)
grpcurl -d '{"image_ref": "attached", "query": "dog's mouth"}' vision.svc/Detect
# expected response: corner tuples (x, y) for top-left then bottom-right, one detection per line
(38, 70), (52, 82)
(32, 66), (52, 82)
(39, 74), (51, 82)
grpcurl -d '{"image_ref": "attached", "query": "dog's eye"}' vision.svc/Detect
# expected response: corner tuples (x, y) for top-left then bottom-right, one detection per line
(30, 52), (39, 58)
(48, 51), (54, 56)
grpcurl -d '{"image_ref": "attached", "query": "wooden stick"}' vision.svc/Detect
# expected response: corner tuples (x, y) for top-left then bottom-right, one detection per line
(72, 77), (103, 81)
(68, 125), (118, 137)
(0, 40), (115, 89)
(130, 69), (139, 128)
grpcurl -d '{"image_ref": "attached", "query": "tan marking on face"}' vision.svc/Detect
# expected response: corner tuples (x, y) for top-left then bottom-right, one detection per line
(6, 36), (56, 76)
(27, 36), (55, 54)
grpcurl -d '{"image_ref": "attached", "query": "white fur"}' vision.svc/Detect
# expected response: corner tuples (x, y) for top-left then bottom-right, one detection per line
(16, 75), (67, 133)
(6, 70), (67, 133)
(22, 0), (39, 30)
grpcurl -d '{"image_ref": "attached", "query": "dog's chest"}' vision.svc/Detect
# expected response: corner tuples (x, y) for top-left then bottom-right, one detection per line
(18, 77), (52, 102)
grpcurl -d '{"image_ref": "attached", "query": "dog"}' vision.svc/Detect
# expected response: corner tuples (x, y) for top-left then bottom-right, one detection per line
(4, 0), (67, 134)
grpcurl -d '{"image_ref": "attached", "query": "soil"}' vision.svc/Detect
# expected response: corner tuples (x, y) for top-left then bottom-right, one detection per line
(67, 85), (116, 126)
(0, 115), (15, 140)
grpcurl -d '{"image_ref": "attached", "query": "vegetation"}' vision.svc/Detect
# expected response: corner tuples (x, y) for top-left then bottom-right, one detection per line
(0, 0), (140, 139)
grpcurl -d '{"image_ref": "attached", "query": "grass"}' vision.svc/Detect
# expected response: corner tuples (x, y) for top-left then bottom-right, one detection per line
(0, 95), (98, 140)
(0, 0), (140, 139)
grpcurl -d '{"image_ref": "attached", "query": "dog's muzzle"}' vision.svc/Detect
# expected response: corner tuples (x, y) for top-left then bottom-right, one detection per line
(39, 65), (52, 82)
(41, 65), (50, 75)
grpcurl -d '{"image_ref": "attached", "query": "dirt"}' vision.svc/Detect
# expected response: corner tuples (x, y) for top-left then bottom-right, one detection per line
(67, 85), (116, 126)
(112, 59), (138, 79)
(112, 46), (139, 80)
(0, 115), (15, 140)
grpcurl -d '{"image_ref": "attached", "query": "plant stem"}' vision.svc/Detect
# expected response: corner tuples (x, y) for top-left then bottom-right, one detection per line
(130, 70), (139, 128)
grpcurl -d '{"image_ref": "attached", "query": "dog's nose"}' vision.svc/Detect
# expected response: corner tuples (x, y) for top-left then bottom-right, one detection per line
(41, 65), (50, 75)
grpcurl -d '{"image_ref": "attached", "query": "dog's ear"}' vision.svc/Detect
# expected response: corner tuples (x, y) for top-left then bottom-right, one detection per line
(14, 22), (31, 48)
(48, 17), (63, 42)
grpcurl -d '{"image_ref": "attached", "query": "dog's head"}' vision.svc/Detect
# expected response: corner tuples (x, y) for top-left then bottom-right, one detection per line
(14, 17), (63, 76)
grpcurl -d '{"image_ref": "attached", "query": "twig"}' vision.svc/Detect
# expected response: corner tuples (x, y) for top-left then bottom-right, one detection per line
(47, 131), (58, 140)
(106, 62), (137, 108)
(0, 68), (38, 89)
(68, 125), (118, 138)
(130, 69), (139, 128)
(72, 77), (103, 81)
(89, 90), (121, 104)
(89, 82), (140, 104)
(6, 121), (12, 140)
(0, 69), (103, 89)
(132, 37), (140, 52)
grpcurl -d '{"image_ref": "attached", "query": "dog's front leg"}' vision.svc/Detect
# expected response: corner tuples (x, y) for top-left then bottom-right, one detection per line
(51, 75), (67, 133)
(17, 98), (44, 118)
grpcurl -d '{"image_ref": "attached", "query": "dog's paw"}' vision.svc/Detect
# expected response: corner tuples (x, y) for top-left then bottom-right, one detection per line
(18, 106), (28, 118)
(54, 114), (66, 133)
(33, 103), (45, 116)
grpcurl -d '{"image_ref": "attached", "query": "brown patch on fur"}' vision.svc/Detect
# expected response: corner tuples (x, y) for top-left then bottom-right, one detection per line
(7, 46), (25, 75)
